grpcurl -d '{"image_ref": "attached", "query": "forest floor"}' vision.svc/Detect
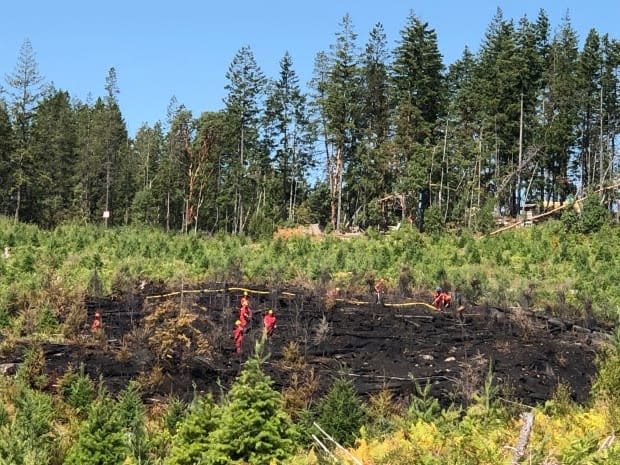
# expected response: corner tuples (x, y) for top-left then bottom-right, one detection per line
(5, 283), (613, 408)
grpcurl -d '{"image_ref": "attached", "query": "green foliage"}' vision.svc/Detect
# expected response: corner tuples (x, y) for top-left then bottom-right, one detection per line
(579, 194), (610, 233)
(407, 378), (441, 423)
(166, 394), (220, 465)
(166, 343), (298, 465)
(162, 396), (187, 435)
(472, 199), (496, 234)
(562, 194), (611, 234)
(423, 205), (444, 235)
(59, 364), (95, 413)
(591, 336), (620, 429)
(16, 344), (47, 389)
(116, 381), (147, 463)
(0, 384), (57, 465)
(64, 395), (129, 465)
(315, 375), (367, 447)
(202, 343), (299, 465)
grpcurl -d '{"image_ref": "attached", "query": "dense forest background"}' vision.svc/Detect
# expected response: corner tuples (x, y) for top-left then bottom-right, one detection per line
(1, 8), (619, 235)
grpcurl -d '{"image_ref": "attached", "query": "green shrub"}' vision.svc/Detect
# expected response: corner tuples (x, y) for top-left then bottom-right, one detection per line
(315, 375), (367, 447)
(59, 364), (95, 414)
(64, 395), (129, 465)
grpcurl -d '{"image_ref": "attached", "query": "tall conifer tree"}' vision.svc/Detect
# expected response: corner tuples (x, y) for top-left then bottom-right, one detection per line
(223, 46), (267, 234)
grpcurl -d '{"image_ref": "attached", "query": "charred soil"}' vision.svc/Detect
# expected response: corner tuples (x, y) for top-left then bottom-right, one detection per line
(4, 284), (610, 408)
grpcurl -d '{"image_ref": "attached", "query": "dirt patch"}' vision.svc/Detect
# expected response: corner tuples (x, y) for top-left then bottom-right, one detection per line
(4, 284), (609, 407)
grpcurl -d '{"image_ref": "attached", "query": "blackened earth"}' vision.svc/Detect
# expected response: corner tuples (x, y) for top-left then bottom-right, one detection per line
(8, 284), (611, 408)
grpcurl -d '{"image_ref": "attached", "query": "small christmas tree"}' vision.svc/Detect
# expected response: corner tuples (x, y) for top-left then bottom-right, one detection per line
(202, 341), (299, 465)
(64, 394), (128, 465)
(166, 394), (221, 465)
(316, 375), (367, 447)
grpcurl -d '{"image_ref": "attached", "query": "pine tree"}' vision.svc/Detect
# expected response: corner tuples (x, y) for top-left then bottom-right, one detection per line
(29, 88), (79, 227)
(316, 375), (367, 447)
(600, 34), (620, 196)
(390, 11), (445, 227)
(131, 121), (165, 226)
(223, 46), (268, 234)
(4, 38), (45, 223)
(319, 13), (363, 230)
(202, 343), (298, 465)
(263, 51), (315, 224)
(0, 102), (14, 217)
(64, 395), (129, 465)
(102, 68), (133, 226)
(349, 22), (392, 227)
(476, 9), (524, 215)
(0, 385), (57, 465)
(165, 394), (221, 465)
(116, 381), (147, 464)
(576, 29), (603, 190)
(539, 13), (580, 204)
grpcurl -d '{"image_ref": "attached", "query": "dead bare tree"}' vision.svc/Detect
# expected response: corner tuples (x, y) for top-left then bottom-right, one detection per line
(182, 127), (216, 233)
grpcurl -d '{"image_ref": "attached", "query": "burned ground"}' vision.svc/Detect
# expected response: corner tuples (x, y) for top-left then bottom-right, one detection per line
(4, 284), (611, 408)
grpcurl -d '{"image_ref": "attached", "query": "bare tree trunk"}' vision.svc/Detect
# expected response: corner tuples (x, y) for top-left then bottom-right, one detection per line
(600, 85), (604, 191)
(336, 153), (343, 231)
(13, 186), (20, 224)
(517, 93), (524, 212)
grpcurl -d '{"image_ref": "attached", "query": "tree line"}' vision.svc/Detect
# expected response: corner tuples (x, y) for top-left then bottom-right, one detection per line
(1, 8), (618, 235)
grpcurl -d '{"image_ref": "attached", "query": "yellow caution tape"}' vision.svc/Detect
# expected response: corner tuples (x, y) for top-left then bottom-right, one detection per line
(145, 286), (439, 311)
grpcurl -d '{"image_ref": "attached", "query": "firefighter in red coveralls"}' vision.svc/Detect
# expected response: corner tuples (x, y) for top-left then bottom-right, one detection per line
(240, 291), (253, 316)
(239, 291), (253, 325)
(432, 287), (452, 310)
(91, 312), (101, 331)
(374, 278), (386, 305)
(233, 320), (244, 353)
(263, 309), (277, 338)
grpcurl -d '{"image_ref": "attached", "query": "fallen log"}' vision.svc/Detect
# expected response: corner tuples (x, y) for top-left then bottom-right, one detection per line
(510, 411), (534, 465)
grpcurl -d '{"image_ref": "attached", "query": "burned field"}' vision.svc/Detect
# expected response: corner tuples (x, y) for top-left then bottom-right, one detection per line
(9, 284), (610, 407)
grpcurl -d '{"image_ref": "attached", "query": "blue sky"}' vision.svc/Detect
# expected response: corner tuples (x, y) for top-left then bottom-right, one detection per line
(1, 1), (618, 136)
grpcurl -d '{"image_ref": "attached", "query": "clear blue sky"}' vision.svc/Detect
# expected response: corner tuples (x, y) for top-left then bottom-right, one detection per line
(1, 1), (618, 137)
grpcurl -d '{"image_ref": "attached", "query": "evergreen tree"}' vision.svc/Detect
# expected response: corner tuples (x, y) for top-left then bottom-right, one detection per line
(131, 121), (165, 226)
(202, 344), (298, 465)
(390, 11), (445, 227)
(165, 394), (221, 465)
(263, 51), (315, 224)
(64, 395), (129, 465)
(4, 38), (45, 223)
(445, 46), (486, 225)
(600, 34), (620, 198)
(103, 68), (133, 226)
(320, 13), (363, 230)
(0, 102), (14, 217)
(156, 97), (188, 232)
(539, 13), (580, 204)
(223, 46), (268, 234)
(116, 381), (147, 464)
(315, 375), (367, 447)
(475, 8), (523, 215)
(29, 88), (79, 227)
(0, 385), (57, 465)
(308, 51), (334, 227)
(351, 22), (392, 227)
(576, 29), (603, 190)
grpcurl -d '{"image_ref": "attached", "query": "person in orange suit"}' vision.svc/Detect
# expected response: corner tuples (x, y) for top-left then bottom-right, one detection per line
(233, 320), (244, 353)
(432, 287), (452, 310)
(263, 309), (277, 338)
(374, 278), (386, 305)
(325, 287), (340, 300)
(240, 291), (253, 317)
(91, 311), (101, 331)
